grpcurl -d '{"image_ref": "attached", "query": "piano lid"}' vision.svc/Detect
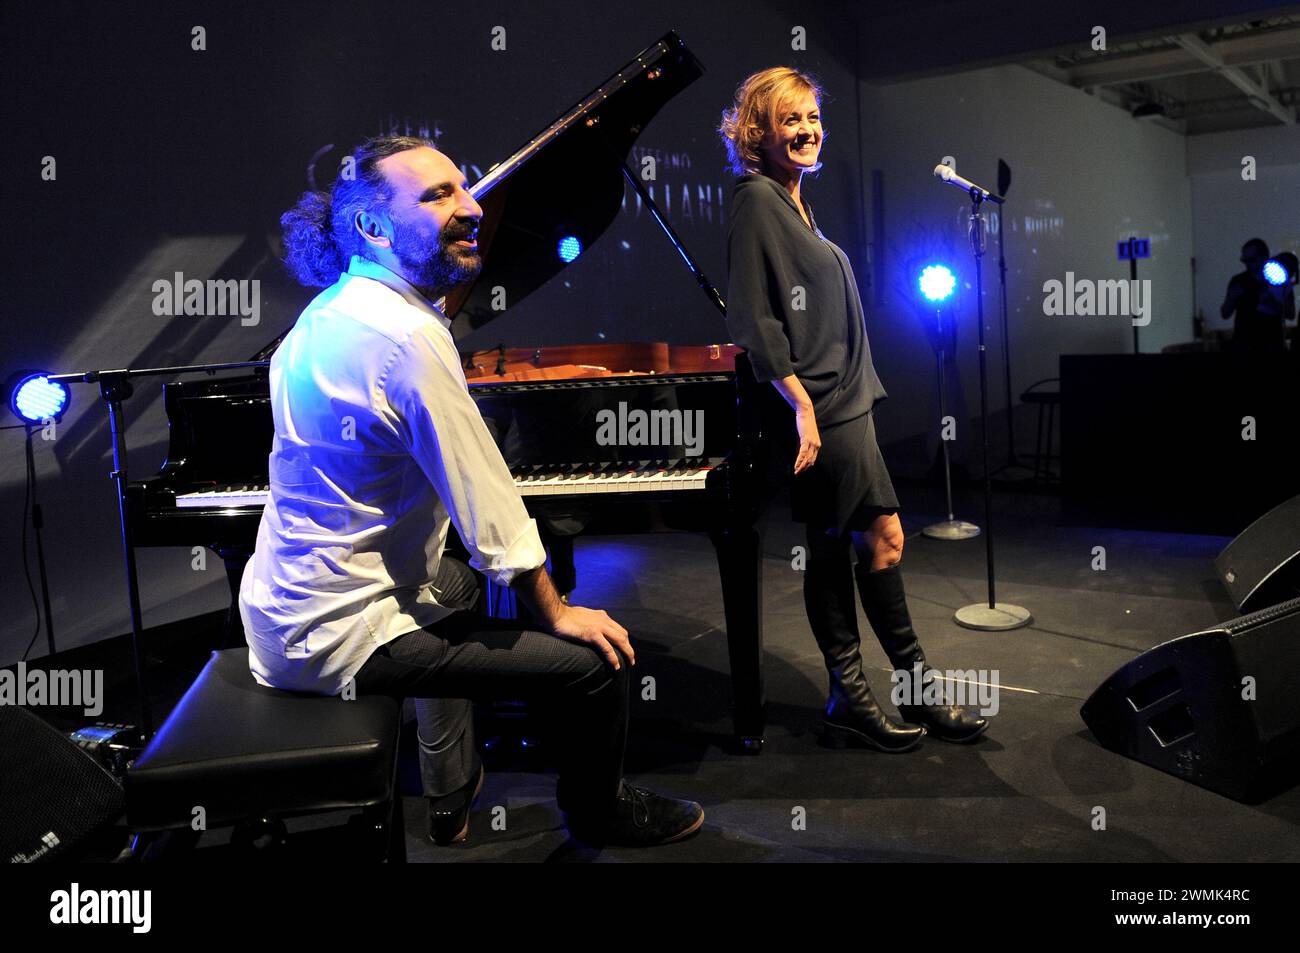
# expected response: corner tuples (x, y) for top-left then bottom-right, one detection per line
(442, 32), (704, 339)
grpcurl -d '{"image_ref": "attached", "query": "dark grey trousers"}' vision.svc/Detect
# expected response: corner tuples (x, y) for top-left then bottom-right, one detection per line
(352, 558), (629, 819)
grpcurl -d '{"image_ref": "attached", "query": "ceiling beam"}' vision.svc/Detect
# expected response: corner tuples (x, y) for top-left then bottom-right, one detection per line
(1169, 32), (1297, 123)
(1060, 25), (1300, 87)
(1019, 63), (1188, 133)
(1211, 24), (1300, 69)
(1067, 47), (1208, 86)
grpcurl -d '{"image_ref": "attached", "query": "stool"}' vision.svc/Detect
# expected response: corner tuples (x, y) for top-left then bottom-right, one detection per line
(1020, 378), (1061, 484)
(125, 648), (405, 861)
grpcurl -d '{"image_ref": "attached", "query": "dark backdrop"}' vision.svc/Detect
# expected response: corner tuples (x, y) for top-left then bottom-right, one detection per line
(3, 0), (866, 354)
(0, 0), (865, 658)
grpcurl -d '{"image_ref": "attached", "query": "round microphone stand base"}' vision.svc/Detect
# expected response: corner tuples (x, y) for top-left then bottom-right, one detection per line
(922, 518), (981, 540)
(954, 601), (1033, 631)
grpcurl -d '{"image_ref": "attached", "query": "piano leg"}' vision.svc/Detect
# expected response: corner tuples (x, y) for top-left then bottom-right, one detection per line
(217, 547), (252, 649)
(710, 520), (766, 753)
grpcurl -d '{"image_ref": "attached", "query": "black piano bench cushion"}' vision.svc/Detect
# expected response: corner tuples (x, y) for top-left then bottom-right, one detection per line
(126, 648), (400, 833)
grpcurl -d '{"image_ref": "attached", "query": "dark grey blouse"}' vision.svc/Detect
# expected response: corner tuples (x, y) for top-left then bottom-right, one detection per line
(724, 173), (887, 428)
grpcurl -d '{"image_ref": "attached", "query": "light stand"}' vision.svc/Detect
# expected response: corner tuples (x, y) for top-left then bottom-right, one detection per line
(922, 301), (979, 540)
(1128, 237), (1141, 355)
(953, 190), (1032, 632)
(49, 359), (270, 743)
(23, 425), (58, 656)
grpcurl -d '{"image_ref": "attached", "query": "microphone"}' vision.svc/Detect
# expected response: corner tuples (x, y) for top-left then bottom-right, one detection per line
(933, 164), (1004, 204)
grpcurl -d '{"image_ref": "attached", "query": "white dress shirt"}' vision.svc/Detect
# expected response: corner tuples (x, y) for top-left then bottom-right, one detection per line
(238, 256), (547, 694)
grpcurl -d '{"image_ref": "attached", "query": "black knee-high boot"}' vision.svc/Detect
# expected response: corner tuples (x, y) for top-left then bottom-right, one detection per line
(853, 562), (989, 743)
(804, 530), (925, 752)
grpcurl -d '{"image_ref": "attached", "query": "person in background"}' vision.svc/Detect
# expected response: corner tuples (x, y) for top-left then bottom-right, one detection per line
(1221, 238), (1286, 356)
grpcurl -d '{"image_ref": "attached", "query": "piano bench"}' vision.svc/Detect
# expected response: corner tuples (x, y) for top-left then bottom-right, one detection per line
(125, 648), (405, 862)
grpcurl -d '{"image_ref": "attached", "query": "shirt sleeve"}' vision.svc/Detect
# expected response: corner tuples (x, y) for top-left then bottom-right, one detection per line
(383, 323), (546, 587)
(725, 187), (797, 383)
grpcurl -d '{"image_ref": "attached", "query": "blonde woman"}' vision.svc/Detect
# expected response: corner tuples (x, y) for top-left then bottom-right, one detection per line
(720, 67), (988, 750)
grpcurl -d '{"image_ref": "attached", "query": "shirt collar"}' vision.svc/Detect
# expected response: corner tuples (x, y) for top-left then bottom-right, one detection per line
(743, 173), (819, 235)
(345, 256), (451, 330)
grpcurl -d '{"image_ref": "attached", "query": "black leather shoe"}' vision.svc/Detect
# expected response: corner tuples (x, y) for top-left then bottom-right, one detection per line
(898, 701), (988, 743)
(804, 529), (924, 753)
(855, 562), (991, 744)
(427, 765), (484, 846)
(566, 782), (704, 847)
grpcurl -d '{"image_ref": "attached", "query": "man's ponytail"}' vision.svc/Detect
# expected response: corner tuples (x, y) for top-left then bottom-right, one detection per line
(280, 190), (344, 287)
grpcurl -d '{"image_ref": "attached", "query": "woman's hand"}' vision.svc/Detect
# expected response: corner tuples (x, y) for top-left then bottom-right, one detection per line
(793, 404), (821, 475)
(771, 376), (821, 475)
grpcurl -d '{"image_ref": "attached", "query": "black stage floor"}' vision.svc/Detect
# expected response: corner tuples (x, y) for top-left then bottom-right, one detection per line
(21, 476), (1300, 862)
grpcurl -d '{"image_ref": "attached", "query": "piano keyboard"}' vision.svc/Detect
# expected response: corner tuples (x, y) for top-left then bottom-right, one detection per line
(174, 460), (716, 508)
(175, 486), (271, 508)
(512, 460), (714, 496)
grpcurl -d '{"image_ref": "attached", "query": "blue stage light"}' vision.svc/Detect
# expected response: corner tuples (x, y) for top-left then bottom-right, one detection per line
(557, 235), (583, 263)
(10, 373), (70, 423)
(919, 264), (956, 302)
(1263, 259), (1287, 286)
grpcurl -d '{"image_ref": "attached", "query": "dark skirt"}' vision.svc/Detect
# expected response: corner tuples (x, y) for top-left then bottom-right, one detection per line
(790, 410), (899, 532)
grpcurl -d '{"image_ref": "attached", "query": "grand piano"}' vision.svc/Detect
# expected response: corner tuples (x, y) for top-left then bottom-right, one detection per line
(126, 32), (777, 751)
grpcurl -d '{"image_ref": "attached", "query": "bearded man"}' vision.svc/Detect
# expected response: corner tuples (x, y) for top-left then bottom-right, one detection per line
(239, 136), (703, 848)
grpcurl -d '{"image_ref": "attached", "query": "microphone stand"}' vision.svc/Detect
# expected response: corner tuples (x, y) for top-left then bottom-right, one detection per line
(990, 210), (1034, 479)
(922, 302), (979, 540)
(937, 163), (1031, 481)
(987, 163), (1034, 481)
(48, 360), (270, 743)
(951, 190), (1032, 632)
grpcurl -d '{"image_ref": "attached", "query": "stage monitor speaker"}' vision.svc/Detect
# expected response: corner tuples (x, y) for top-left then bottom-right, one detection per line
(1081, 596), (1300, 804)
(0, 706), (125, 862)
(1215, 494), (1300, 613)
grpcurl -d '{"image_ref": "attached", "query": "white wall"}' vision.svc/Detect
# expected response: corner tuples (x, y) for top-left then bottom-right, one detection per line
(852, 65), (1195, 471)
(1187, 124), (1300, 333)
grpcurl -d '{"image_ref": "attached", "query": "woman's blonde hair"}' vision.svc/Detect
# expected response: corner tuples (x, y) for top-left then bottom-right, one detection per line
(718, 66), (825, 178)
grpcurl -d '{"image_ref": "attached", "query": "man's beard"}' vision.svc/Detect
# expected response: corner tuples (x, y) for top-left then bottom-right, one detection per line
(392, 219), (482, 296)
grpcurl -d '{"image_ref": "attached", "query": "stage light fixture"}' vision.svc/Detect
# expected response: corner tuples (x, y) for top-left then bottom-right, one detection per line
(1263, 259), (1287, 286)
(919, 264), (956, 303)
(8, 371), (70, 424)
(1130, 102), (1166, 120)
(557, 235), (583, 263)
